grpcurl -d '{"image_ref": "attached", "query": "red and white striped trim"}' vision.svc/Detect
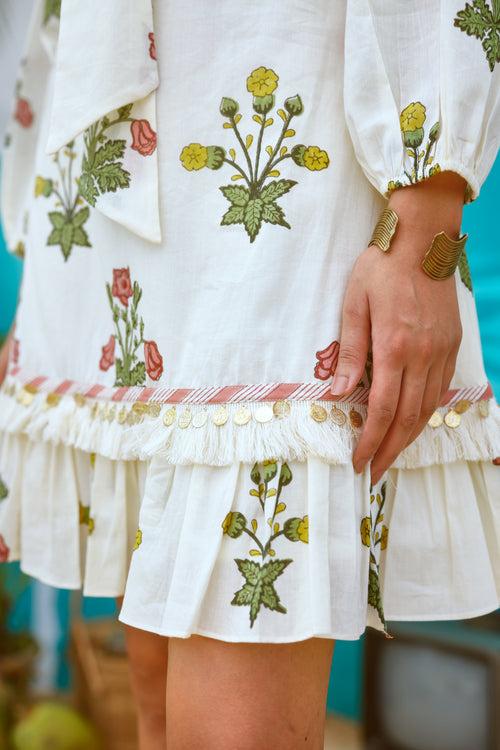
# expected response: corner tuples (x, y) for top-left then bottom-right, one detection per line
(6, 368), (494, 407)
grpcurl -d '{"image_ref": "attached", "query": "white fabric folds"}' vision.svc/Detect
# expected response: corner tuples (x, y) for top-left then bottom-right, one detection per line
(119, 454), (500, 641)
(344, 0), (500, 201)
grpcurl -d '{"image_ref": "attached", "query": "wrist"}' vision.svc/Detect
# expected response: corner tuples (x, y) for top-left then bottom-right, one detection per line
(387, 170), (466, 240)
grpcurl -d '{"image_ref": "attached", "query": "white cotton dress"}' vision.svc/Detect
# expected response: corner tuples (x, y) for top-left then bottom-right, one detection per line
(0, 0), (499, 642)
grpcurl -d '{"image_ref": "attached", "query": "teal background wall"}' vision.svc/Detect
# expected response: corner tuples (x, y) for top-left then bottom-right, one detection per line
(1, 158), (499, 718)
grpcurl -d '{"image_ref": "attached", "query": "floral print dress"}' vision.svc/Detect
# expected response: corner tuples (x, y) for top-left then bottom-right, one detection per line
(0, 0), (499, 642)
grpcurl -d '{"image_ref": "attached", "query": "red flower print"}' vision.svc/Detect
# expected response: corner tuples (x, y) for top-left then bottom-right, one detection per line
(11, 338), (20, 366)
(144, 340), (163, 381)
(130, 119), (157, 156)
(14, 98), (33, 128)
(0, 535), (10, 564)
(112, 267), (133, 306)
(148, 32), (157, 60)
(99, 335), (115, 371)
(314, 340), (340, 380)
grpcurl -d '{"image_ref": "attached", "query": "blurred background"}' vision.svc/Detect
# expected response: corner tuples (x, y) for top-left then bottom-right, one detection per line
(1, 3), (499, 749)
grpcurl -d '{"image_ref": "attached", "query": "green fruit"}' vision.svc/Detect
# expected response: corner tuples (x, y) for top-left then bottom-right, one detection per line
(12, 702), (101, 750)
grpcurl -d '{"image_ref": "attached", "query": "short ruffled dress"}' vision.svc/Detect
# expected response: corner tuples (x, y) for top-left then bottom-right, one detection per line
(0, 0), (499, 642)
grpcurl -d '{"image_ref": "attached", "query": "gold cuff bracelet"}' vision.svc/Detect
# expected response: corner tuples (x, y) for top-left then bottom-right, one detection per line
(369, 207), (468, 280)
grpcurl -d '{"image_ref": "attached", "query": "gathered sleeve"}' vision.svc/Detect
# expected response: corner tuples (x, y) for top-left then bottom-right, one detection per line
(344, 0), (500, 202)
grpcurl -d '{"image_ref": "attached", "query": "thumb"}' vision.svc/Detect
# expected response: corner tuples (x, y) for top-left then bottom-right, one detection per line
(330, 289), (370, 397)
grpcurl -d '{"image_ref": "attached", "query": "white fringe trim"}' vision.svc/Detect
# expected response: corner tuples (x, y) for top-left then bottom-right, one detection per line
(0, 377), (498, 468)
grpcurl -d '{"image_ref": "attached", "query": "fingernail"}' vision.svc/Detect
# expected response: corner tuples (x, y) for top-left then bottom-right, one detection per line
(330, 374), (349, 396)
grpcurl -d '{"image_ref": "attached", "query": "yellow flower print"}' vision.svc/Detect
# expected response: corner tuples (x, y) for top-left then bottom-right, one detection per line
(360, 516), (371, 547)
(35, 175), (53, 198)
(399, 101), (426, 132)
(222, 512), (233, 534)
(303, 146), (329, 171)
(133, 529), (142, 550)
(297, 515), (308, 543)
(180, 143), (208, 171)
(246, 66), (279, 97)
(380, 524), (389, 550)
(79, 501), (95, 535)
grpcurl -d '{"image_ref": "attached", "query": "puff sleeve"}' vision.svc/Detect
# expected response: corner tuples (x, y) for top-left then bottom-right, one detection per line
(344, 0), (500, 202)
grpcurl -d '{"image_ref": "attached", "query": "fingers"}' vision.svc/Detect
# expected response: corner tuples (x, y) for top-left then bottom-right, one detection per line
(402, 362), (445, 450)
(330, 284), (370, 398)
(352, 360), (403, 475)
(369, 368), (429, 485)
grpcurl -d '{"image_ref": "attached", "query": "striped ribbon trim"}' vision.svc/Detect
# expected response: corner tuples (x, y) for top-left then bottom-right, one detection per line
(6, 368), (494, 407)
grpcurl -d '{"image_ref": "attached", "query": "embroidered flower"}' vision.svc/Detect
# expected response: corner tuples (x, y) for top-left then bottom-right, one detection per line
(79, 502), (95, 535)
(222, 511), (246, 538)
(34, 176), (53, 198)
(360, 516), (371, 547)
(180, 143), (209, 171)
(112, 267), (134, 306)
(144, 340), (164, 381)
(303, 146), (329, 171)
(400, 102), (426, 132)
(14, 98), (34, 128)
(99, 335), (115, 371)
(314, 339), (340, 380)
(133, 529), (142, 550)
(380, 525), (389, 550)
(246, 66), (279, 96)
(130, 119), (157, 156)
(283, 515), (309, 543)
(148, 31), (157, 60)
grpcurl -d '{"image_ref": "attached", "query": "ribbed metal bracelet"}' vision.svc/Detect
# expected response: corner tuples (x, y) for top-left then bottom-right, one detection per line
(369, 206), (467, 279)
(420, 231), (468, 280)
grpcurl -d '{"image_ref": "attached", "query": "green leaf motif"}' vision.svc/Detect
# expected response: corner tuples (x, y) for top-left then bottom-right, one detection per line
(454, 1), (500, 71)
(72, 226), (91, 247)
(458, 249), (473, 291)
(0, 476), (8, 501)
(128, 361), (146, 386)
(262, 202), (291, 228)
(48, 211), (66, 229)
(232, 558), (292, 627)
(483, 26), (500, 69)
(60, 223), (74, 260)
(260, 179), (297, 204)
(220, 184), (250, 207)
(221, 205), (245, 225)
(93, 139), (126, 168)
(94, 162), (131, 193)
(78, 173), (99, 207)
(43, 0), (61, 24)
(72, 206), (90, 227)
(244, 198), (263, 243)
(117, 104), (134, 120)
(368, 567), (385, 627)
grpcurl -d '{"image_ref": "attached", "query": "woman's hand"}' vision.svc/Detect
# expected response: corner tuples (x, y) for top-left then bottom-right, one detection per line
(330, 172), (467, 485)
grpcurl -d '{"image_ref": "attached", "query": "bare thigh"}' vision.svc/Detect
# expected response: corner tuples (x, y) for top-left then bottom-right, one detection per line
(166, 635), (335, 750)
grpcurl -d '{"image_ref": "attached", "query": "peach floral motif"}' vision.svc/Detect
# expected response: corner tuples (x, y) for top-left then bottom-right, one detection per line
(14, 98), (33, 128)
(130, 119), (157, 156)
(148, 32), (157, 60)
(314, 340), (339, 380)
(99, 335), (115, 371)
(112, 267), (134, 306)
(144, 340), (164, 381)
